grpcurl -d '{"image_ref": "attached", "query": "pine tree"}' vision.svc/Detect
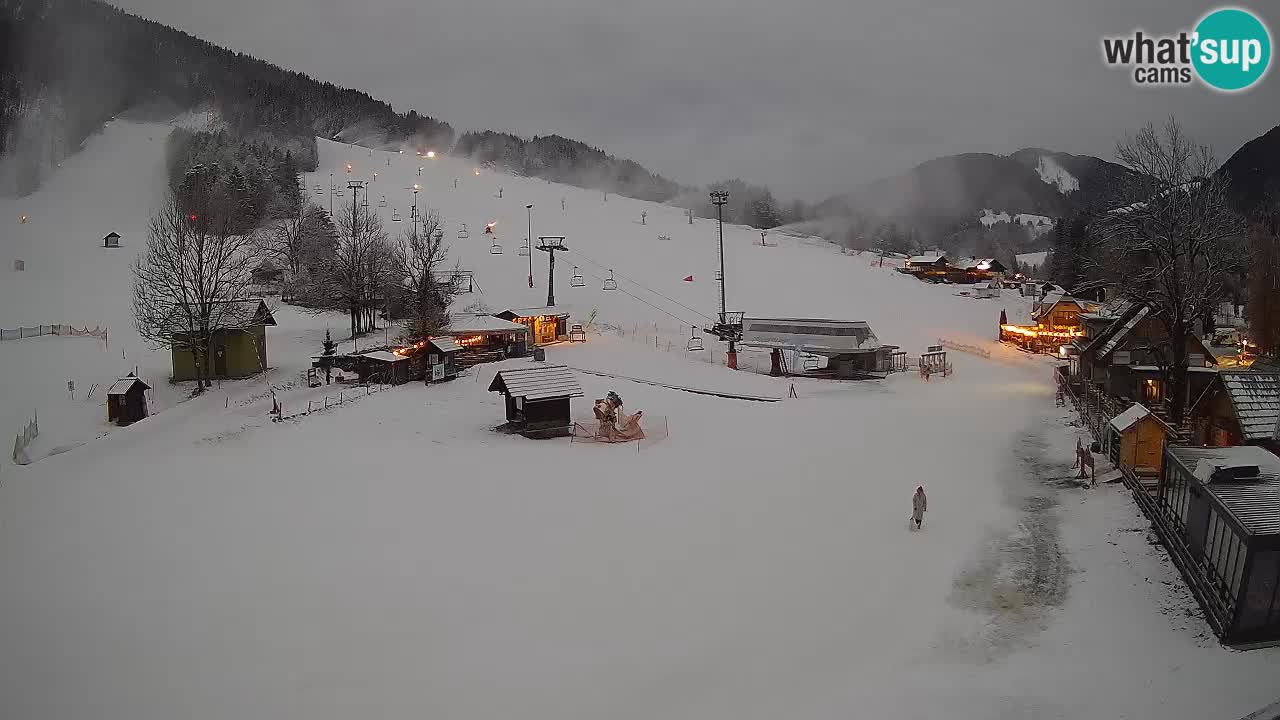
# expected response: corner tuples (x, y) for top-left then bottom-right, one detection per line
(319, 328), (338, 384)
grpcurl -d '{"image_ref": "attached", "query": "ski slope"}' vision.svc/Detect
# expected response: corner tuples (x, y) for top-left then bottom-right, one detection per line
(1, 124), (1278, 720)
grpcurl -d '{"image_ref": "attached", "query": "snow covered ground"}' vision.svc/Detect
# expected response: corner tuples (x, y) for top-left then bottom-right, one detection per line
(1, 123), (1277, 720)
(1035, 155), (1080, 195)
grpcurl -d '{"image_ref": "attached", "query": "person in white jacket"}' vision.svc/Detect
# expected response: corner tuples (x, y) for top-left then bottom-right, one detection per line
(911, 486), (928, 530)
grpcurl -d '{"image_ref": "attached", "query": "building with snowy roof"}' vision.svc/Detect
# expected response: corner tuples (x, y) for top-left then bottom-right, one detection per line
(105, 373), (149, 425)
(1107, 403), (1173, 491)
(494, 307), (570, 346)
(1156, 444), (1280, 645)
(1190, 372), (1280, 451)
(488, 364), (583, 437)
(170, 299), (277, 381)
(738, 318), (896, 377)
(446, 314), (530, 361)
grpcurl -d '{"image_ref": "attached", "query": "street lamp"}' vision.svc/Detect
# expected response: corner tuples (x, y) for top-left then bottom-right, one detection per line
(526, 204), (534, 289)
(412, 184), (420, 221)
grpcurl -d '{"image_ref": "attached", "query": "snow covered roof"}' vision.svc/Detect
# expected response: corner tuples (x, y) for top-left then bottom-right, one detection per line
(952, 257), (1004, 272)
(1217, 372), (1280, 442)
(496, 307), (571, 319)
(739, 318), (881, 355)
(1169, 445), (1280, 536)
(357, 351), (403, 363)
(1096, 305), (1151, 359)
(106, 375), (150, 395)
(427, 337), (462, 354)
(906, 254), (947, 265)
(446, 314), (529, 335)
(488, 365), (583, 401)
(1109, 403), (1172, 434)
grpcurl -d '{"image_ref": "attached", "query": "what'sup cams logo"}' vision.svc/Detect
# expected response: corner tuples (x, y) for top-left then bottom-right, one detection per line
(1102, 7), (1271, 91)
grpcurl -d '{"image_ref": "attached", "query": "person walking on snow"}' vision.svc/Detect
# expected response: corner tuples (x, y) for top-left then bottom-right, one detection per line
(911, 486), (928, 529)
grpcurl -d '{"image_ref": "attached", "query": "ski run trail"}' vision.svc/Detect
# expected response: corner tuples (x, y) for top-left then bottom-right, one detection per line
(0, 120), (1277, 720)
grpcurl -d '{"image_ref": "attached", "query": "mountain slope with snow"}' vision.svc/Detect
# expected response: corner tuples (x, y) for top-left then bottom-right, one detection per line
(1, 123), (1277, 720)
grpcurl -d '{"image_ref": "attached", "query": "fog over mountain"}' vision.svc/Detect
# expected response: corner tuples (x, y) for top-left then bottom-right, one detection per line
(106, 0), (1280, 199)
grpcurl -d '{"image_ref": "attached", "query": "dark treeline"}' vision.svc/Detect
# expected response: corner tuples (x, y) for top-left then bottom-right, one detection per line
(455, 131), (684, 203)
(0, 0), (452, 194)
(165, 128), (305, 233)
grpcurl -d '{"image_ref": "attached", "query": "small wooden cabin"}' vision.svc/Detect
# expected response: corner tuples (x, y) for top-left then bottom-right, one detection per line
(1156, 445), (1280, 645)
(1108, 403), (1173, 492)
(446, 314), (530, 362)
(425, 337), (462, 382)
(1190, 372), (1280, 450)
(488, 364), (583, 438)
(103, 231), (121, 248)
(106, 374), (149, 425)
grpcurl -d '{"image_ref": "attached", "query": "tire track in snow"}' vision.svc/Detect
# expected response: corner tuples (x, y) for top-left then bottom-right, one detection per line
(946, 418), (1072, 658)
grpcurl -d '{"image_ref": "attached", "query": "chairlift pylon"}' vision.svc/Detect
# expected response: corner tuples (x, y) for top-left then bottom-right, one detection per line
(686, 325), (704, 352)
(602, 270), (618, 291)
(570, 266), (585, 287)
(490, 240), (503, 255)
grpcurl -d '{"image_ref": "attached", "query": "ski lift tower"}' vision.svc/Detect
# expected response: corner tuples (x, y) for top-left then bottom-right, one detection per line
(536, 236), (568, 307)
(708, 190), (741, 368)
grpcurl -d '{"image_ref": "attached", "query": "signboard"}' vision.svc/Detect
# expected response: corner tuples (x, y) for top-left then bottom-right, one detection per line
(432, 364), (444, 381)
(1113, 351), (1131, 365)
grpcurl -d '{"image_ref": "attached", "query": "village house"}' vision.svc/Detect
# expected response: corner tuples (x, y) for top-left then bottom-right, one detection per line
(170, 299), (276, 381)
(1000, 291), (1097, 354)
(899, 253), (950, 278)
(494, 307), (570, 346)
(1189, 372), (1280, 451)
(1071, 301), (1216, 410)
(1153, 445), (1280, 645)
(951, 257), (1006, 283)
(103, 231), (120, 248)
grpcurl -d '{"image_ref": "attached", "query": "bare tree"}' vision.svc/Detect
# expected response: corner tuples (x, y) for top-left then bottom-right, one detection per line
(1086, 117), (1246, 424)
(132, 181), (261, 389)
(394, 210), (458, 372)
(319, 200), (391, 339)
(260, 189), (335, 297)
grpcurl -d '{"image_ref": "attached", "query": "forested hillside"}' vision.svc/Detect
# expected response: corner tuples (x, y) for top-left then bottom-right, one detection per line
(0, 0), (452, 194)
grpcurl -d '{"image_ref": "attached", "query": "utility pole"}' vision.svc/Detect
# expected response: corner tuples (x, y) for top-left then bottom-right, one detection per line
(537, 236), (567, 307)
(710, 190), (736, 368)
(526, 204), (535, 289)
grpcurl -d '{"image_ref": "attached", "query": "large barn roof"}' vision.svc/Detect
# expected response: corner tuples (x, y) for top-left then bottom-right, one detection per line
(739, 318), (881, 355)
(488, 365), (583, 401)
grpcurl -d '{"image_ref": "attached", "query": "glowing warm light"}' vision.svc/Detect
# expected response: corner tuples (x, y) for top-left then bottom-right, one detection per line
(413, 184), (420, 191)
(486, 221), (497, 229)
(426, 151), (436, 159)
(474, 168), (481, 176)
(20, 214), (28, 223)
(346, 164), (353, 173)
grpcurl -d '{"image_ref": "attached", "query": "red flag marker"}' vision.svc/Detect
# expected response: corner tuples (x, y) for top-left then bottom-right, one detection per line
(683, 275), (694, 282)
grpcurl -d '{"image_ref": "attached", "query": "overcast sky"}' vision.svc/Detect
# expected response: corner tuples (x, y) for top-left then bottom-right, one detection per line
(109, 0), (1278, 199)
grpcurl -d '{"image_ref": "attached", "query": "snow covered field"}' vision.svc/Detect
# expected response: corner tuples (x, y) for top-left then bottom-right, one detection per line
(1, 122), (1277, 720)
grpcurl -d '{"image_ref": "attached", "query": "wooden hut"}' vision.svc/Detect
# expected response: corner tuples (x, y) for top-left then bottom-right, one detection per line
(106, 374), (149, 425)
(103, 231), (120, 248)
(1190, 372), (1280, 450)
(352, 350), (416, 385)
(488, 365), (583, 437)
(425, 337), (463, 382)
(1156, 445), (1280, 645)
(1108, 403), (1173, 492)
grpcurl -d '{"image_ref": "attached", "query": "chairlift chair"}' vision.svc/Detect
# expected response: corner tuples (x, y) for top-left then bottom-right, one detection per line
(314, 184), (324, 196)
(391, 209), (402, 222)
(458, 223), (470, 239)
(686, 326), (704, 352)
(803, 354), (820, 371)
(570, 266), (585, 287)
(490, 240), (503, 255)
(715, 270), (723, 280)
(602, 270), (618, 291)
(519, 239), (531, 257)
(378, 195), (387, 208)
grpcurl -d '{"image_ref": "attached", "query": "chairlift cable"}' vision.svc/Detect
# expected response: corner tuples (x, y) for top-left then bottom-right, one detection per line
(563, 249), (716, 323)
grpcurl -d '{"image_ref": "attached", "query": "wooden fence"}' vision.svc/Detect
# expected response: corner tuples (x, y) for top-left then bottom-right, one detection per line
(0, 324), (108, 345)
